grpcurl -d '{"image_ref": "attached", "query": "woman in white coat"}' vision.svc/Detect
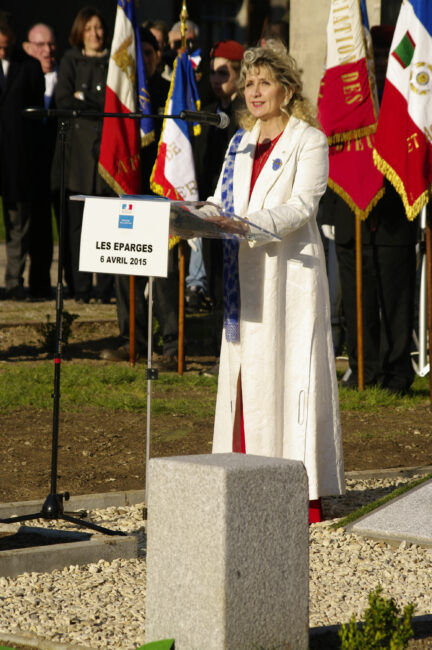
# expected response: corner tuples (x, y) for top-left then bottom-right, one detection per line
(205, 42), (345, 522)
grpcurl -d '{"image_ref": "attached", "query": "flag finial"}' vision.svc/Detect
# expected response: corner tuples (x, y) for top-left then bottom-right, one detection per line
(180, 1), (189, 50)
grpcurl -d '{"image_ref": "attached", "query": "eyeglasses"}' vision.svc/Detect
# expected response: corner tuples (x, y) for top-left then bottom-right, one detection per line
(29, 41), (56, 50)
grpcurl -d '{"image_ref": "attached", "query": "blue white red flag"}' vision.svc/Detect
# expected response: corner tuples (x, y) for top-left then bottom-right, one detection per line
(150, 51), (200, 203)
(98, 0), (154, 195)
(319, 0), (384, 219)
(189, 48), (202, 70)
(373, 0), (432, 220)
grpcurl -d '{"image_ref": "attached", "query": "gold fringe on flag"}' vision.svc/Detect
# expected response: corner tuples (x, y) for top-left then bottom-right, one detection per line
(373, 149), (429, 221)
(193, 99), (201, 136)
(98, 162), (128, 197)
(328, 177), (385, 221)
(328, 123), (377, 146)
(169, 235), (182, 249)
(141, 130), (155, 147)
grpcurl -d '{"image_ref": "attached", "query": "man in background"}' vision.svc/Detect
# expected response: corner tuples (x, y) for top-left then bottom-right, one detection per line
(22, 22), (58, 299)
(0, 11), (45, 300)
(322, 26), (417, 394)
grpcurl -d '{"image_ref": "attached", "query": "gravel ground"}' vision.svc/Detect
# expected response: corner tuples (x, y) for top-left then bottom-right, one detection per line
(0, 474), (431, 649)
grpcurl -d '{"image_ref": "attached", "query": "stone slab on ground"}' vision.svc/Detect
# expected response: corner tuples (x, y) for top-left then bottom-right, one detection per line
(0, 525), (137, 578)
(0, 631), (94, 649)
(0, 489), (146, 520)
(348, 478), (432, 546)
(146, 453), (309, 650)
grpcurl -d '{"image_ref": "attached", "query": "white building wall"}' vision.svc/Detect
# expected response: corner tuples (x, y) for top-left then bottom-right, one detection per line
(290, 0), (381, 107)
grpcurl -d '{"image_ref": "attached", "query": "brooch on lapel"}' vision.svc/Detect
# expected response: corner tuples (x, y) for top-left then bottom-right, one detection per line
(272, 158), (282, 170)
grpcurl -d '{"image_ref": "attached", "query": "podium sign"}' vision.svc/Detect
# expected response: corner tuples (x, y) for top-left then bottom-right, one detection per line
(79, 197), (170, 278)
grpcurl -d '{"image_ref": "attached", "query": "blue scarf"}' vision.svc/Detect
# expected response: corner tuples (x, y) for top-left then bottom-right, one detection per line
(221, 128), (244, 342)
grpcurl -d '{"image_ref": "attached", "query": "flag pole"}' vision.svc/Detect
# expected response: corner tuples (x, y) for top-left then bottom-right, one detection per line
(355, 214), (364, 391)
(426, 205), (432, 401)
(176, 0), (189, 377)
(129, 275), (136, 365)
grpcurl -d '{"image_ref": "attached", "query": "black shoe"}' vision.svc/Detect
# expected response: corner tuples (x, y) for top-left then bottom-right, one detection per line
(100, 345), (145, 362)
(29, 291), (54, 302)
(383, 386), (409, 396)
(152, 353), (179, 371)
(381, 378), (410, 396)
(185, 286), (214, 313)
(5, 286), (27, 301)
(341, 375), (358, 389)
(200, 361), (220, 377)
(341, 375), (378, 389)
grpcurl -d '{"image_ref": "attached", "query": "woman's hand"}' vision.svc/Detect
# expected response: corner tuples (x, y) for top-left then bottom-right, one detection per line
(204, 215), (250, 236)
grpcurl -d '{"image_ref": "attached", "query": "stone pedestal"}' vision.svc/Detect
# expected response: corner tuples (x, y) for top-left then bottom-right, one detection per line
(146, 453), (309, 650)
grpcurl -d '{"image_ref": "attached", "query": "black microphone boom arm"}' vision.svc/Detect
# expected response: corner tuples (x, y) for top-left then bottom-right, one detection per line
(24, 107), (230, 129)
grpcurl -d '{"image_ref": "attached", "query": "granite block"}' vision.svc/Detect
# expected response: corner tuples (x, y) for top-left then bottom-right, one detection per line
(145, 453), (309, 650)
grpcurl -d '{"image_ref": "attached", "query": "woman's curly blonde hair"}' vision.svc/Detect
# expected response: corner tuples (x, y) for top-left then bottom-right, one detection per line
(237, 40), (319, 130)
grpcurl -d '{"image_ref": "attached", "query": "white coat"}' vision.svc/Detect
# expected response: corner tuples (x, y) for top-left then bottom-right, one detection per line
(206, 116), (345, 500)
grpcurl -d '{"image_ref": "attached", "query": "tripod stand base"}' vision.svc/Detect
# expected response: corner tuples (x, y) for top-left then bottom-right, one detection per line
(41, 492), (69, 518)
(0, 492), (126, 537)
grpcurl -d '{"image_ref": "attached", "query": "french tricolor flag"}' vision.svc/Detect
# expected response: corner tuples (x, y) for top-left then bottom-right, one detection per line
(150, 51), (200, 204)
(98, 0), (154, 196)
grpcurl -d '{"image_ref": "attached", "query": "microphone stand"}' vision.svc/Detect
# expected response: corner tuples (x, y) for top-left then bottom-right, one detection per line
(0, 106), (229, 533)
(0, 113), (127, 536)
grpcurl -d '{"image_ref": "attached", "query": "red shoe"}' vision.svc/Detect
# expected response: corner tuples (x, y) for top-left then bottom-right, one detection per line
(309, 498), (323, 524)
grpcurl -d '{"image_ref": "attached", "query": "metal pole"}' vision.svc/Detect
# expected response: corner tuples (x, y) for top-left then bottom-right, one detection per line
(178, 241), (186, 375)
(355, 213), (364, 391)
(426, 206), (432, 401)
(176, 0), (189, 376)
(145, 276), (154, 509)
(49, 118), (69, 504)
(129, 275), (136, 365)
(418, 207), (428, 375)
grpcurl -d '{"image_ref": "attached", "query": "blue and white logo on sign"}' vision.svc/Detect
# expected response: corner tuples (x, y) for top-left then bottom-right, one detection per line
(119, 202), (134, 228)
(119, 214), (134, 229)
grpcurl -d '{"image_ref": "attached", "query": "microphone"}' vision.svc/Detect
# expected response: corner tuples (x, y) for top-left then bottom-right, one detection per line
(179, 110), (230, 129)
(24, 107), (83, 119)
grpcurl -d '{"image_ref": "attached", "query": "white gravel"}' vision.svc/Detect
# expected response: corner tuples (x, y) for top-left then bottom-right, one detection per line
(0, 475), (431, 649)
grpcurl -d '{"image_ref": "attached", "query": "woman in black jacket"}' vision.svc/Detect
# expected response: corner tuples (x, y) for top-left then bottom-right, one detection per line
(54, 6), (112, 302)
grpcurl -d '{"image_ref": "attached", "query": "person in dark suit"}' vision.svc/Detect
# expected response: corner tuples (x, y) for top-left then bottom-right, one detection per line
(191, 40), (245, 311)
(22, 22), (58, 299)
(322, 184), (417, 393)
(0, 11), (45, 300)
(322, 25), (418, 395)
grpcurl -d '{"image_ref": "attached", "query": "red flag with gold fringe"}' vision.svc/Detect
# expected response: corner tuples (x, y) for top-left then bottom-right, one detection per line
(318, 0), (384, 219)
